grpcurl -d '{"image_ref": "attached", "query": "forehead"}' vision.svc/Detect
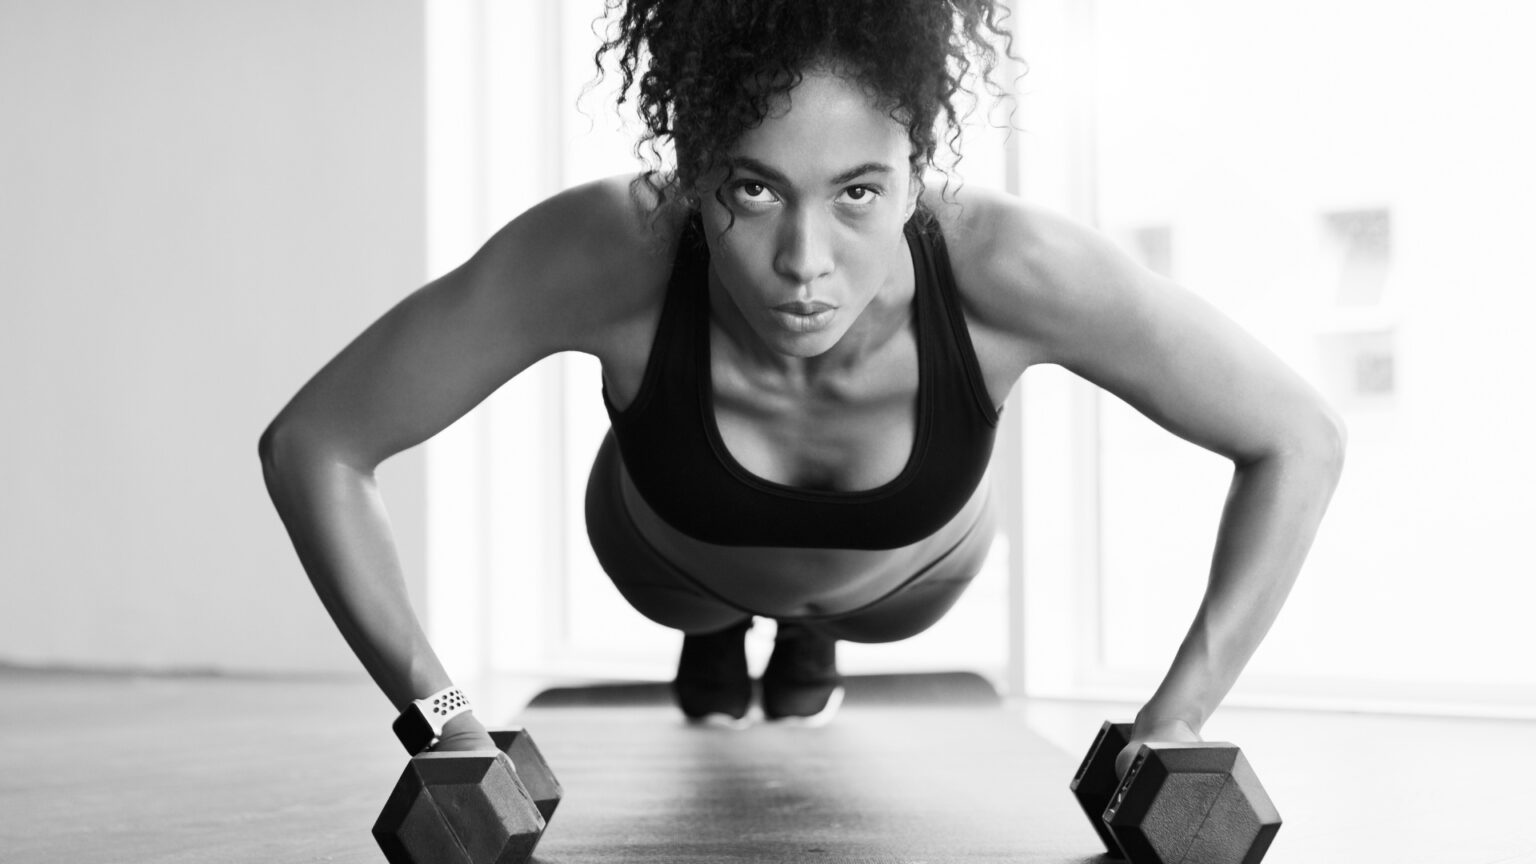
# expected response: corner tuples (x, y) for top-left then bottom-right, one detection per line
(729, 68), (908, 183)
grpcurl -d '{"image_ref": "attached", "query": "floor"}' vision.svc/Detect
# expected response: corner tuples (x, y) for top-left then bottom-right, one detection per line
(1018, 698), (1536, 864)
(3, 667), (1534, 863)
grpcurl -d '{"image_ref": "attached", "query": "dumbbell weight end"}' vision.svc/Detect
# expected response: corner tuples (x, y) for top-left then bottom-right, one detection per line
(1069, 720), (1134, 857)
(1104, 742), (1280, 864)
(374, 727), (562, 864)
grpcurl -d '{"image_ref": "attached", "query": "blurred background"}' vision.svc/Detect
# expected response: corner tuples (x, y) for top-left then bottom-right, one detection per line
(3, 0), (1533, 723)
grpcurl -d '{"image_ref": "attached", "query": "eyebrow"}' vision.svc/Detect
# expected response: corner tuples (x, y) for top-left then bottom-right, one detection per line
(730, 157), (894, 188)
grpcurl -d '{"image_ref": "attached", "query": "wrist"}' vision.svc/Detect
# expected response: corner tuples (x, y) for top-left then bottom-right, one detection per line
(442, 710), (485, 737)
(1133, 704), (1203, 737)
(391, 684), (475, 755)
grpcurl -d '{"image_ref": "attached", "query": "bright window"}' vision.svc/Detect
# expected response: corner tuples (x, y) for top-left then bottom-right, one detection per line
(1086, 0), (1536, 715)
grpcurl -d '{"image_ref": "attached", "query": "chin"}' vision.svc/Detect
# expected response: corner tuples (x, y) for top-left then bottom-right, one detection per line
(782, 329), (848, 359)
(776, 340), (832, 359)
(751, 322), (831, 358)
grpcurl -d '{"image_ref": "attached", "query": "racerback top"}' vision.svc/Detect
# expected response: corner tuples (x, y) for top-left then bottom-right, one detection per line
(601, 209), (1000, 550)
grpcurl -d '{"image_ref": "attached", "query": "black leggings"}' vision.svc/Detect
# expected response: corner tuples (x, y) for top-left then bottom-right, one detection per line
(584, 430), (991, 643)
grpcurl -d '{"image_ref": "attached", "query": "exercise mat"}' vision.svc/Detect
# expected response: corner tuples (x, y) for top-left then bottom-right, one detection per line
(518, 673), (1104, 863)
(527, 671), (1003, 710)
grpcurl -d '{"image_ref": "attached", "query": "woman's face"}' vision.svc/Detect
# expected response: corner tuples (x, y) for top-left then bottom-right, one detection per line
(700, 66), (919, 360)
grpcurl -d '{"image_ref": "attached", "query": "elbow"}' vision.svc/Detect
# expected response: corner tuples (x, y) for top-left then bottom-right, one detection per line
(1313, 404), (1348, 480)
(258, 417), (303, 471)
(258, 418), (321, 480)
(1281, 404), (1348, 486)
(258, 418), (370, 480)
(1243, 403), (1347, 483)
(258, 420), (299, 492)
(257, 420), (281, 464)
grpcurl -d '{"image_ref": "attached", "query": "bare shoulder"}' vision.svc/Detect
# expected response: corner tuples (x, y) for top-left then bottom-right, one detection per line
(259, 174), (685, 468)
(472, 172), (684, 359)
(918, 183), (1134, 391)
(921, 183), (1344, 462)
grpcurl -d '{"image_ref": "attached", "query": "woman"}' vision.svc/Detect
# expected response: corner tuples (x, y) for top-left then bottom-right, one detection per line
(260, 0), (1345, 781)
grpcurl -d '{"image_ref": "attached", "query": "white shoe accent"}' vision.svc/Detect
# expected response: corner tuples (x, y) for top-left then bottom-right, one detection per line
(768, 685), (845, 729)
(685, 704), (761, 730)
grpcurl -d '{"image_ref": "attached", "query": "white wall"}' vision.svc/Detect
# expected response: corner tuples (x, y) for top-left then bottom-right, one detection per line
(0, 1), (429, 675)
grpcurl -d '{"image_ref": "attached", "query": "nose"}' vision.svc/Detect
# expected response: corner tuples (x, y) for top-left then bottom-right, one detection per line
(773, 206), (835, 286)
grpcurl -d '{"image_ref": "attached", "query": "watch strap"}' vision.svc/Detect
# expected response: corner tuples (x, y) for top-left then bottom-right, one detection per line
(392, 685), (471, 755)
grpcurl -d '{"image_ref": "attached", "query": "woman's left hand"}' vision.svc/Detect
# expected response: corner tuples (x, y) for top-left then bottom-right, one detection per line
(1115, 717), (1204, 780)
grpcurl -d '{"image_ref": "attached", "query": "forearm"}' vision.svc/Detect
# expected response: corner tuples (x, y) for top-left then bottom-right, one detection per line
(260, 430), (458, 715)
(1139, 439), (1344, 732)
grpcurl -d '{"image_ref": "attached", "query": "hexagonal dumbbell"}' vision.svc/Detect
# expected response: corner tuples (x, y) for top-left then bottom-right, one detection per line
(373, 727), (563, 864)
(1071, 720), (1281, 864)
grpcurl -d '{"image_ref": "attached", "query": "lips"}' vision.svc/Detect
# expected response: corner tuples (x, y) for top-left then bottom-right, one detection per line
(772, 301), (835, 315)
(769, 300), (837, 334)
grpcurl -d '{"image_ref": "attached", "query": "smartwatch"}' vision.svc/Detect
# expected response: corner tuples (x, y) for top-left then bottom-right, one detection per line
(391, 685), (472, 755)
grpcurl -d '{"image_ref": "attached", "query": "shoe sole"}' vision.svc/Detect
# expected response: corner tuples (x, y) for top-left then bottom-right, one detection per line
(684, 705), (761, 730)
(765, 685), (845, 729)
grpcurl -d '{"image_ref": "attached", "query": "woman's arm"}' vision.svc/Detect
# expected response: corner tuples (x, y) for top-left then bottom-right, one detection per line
(962, 194), (1346, 771)
(259, 176), (668, 742)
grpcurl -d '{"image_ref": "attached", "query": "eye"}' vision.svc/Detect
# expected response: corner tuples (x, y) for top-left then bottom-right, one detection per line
(733, 181), (778, 206)
(839, 185), (881, 205)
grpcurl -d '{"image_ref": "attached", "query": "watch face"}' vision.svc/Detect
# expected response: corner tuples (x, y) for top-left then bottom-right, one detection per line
(392, 706), (436, 755)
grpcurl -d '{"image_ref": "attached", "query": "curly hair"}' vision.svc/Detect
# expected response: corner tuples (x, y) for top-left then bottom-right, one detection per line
(592, 0), (1022, 224)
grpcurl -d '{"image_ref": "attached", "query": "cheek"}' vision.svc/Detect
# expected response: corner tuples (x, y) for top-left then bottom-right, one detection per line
(846, 226), (907, 279)
(711, 234), (762, 282)
(705, 221), (773, 277)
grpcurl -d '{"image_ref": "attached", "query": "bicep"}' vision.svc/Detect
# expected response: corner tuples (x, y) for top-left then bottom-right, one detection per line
(1012, 217), (1338, 464)
(265, 181), (640, 470)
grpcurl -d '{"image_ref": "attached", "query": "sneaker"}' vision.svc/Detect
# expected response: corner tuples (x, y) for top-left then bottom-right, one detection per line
(672, 618), (753, 727)
(761, 622), (845, 726)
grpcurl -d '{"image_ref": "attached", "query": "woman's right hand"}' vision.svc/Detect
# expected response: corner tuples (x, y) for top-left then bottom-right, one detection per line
(428, 711), (498, 753)
(260, 178), (666, 750)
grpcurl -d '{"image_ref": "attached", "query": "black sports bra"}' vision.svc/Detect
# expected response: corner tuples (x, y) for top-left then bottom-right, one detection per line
(601, 210), (1000, 550)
